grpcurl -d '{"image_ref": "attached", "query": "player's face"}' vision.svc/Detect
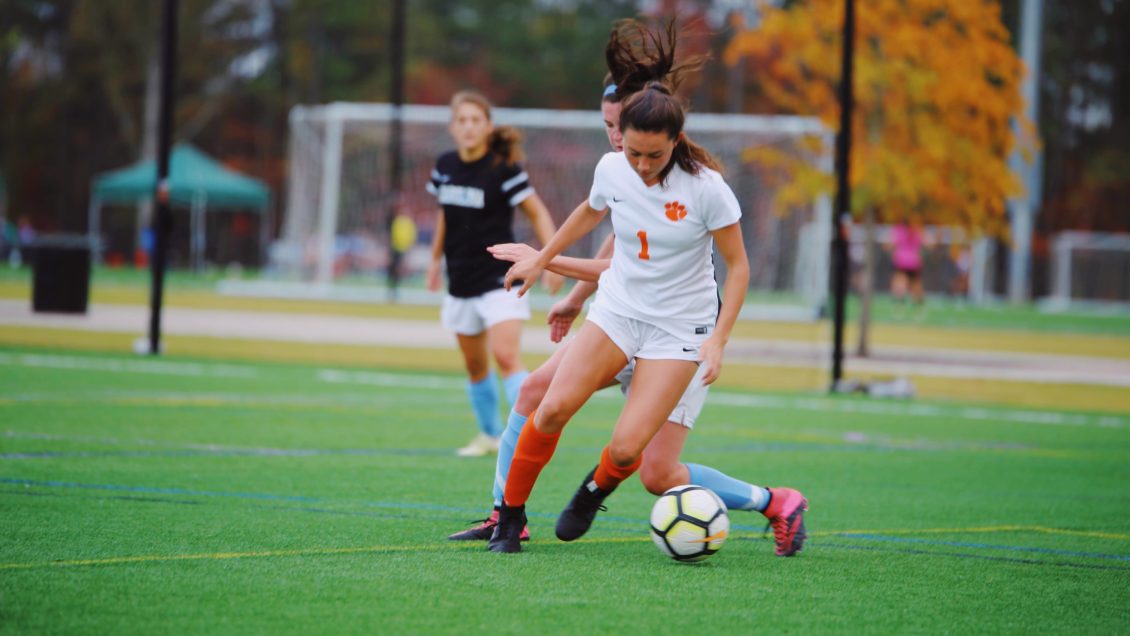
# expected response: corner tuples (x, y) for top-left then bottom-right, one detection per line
(623, 127), (677, 186)
(601, 100), (623, 152)
(449, 102), (493, 154)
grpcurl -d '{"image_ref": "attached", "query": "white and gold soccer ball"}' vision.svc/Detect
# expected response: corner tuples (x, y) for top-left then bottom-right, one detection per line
(649, 485), (729, 562)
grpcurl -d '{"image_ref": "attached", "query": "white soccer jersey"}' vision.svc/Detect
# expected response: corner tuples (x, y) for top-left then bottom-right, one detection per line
(587, 152), (742, 337)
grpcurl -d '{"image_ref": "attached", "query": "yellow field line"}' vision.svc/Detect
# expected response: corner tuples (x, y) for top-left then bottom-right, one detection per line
(0, 542), (479, 571)
(818, 525), (1130, 541)
(3, 524), (1126, 571)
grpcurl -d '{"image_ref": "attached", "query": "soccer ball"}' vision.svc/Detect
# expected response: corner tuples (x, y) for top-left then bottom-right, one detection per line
(649, 485), (729, 562)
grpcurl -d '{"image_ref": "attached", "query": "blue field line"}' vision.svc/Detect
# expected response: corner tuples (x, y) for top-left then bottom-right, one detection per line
(0, 448), (458, 460)
(0, 475), (770, 531)
(833, 533), (1130, 561)
(0, 445), (613, 461)
(10, 476), (1129, 565)
(816, 541), (1130, 571)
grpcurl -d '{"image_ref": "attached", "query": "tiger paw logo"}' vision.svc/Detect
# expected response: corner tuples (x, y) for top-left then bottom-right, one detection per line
(664, 201), (687, 222)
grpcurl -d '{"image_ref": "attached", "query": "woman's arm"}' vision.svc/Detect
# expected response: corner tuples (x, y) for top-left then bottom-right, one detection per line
(488, 242), (610, 282)
(426, 212), (446, 292)
(698, 222), (749, 385)
(547, 230), (615, 343)
(505, 200), (607, 297)
(518, 194), (564, 293)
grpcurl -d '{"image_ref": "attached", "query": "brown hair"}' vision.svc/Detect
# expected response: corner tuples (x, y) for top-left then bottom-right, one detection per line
(450, 90), (525, 166)
(603, 20), (705, 105)
(619, 84), (721, 185)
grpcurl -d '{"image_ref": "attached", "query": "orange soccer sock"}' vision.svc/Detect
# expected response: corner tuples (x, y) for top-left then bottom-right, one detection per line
(592, 445), (642, 492)
(502, 410), (561, 507)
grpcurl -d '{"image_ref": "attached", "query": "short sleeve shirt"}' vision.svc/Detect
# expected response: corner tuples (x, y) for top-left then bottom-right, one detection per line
(427, 151), (535, 298)
(587, 152), (742, 336)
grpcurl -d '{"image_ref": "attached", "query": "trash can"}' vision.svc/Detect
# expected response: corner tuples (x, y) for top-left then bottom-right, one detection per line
(31, 234), (93, 314)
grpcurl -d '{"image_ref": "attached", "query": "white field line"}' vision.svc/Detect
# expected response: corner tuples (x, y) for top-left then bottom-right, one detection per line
(0, 352), (257, 378)
(1, 352), (1123, 429)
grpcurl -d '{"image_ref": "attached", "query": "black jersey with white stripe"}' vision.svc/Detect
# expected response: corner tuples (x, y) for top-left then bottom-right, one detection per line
(427, 150), (535, 298)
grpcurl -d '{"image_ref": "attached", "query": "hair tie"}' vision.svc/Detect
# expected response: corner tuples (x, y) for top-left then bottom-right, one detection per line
(602, 83), (618, 98)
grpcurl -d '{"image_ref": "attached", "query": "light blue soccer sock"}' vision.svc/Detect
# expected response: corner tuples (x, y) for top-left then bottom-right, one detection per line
(466, 371), (502, 438)
(501, 370), (528, 411)
(493, 409), (528, 506)
(686, 463), (770, 512)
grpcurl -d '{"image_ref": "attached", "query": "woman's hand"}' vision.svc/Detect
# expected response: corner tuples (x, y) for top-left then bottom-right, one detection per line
(487, 242), (537, 264)
(697, 335), (726, 385)
(546, 296), (583, 343)
(504, 254), (545, 297)
(425, 260), (443, 292)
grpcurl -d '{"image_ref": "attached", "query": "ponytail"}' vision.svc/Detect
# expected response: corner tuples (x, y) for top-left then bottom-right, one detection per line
(487, 126), (525, 166)
(604, 19), (706, 103)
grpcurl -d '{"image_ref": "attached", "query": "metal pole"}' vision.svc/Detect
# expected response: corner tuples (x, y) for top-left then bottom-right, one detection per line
(386, 0), (407, 300)
(389, 0), (406, 197)
(1007, 0), (1044, 303)
(830, 0), (855, 388)
(148, 0), (178, 355)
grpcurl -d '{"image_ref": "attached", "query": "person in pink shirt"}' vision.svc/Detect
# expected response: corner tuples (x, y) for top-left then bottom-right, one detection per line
(888, 215), (928, 310)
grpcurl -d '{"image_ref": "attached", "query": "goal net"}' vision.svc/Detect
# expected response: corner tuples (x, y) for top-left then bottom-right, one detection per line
(268, 102), (832, 317)
(1044, 231), (1130, 310)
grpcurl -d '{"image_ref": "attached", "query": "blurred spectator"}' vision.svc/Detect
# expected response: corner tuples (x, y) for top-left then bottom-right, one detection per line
(387, 206), (418, 302)
(887, 215), (931, 317)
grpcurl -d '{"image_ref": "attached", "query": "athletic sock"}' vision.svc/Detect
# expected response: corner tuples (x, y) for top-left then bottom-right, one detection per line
(686, 463), (770, 511)
(592, 445), (642, 491)
(501, 370), (528, 411)
(466, 371), (502, 438)
(503, 410), (560, 507)
(493, 409), (528, 506)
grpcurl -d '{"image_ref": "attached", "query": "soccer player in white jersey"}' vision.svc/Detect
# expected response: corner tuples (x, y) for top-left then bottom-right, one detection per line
(425, 90), (562, 458)
(448, 21), (808, 558)
(486, 26), (807, 556)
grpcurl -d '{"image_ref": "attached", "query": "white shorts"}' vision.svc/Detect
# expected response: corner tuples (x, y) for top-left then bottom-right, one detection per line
(441, 288), (530, 336)
(589, 304), (709, 430)
(615, 360), (709, 429)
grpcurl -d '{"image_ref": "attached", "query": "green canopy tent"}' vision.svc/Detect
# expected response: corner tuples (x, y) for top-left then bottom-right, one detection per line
(90, 144), (270, 270)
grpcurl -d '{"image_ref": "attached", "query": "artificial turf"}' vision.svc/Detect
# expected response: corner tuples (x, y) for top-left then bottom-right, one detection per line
(1, 348), (1127, 633)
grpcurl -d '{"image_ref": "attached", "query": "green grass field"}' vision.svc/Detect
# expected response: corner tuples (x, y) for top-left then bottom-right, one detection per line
(2, 347), (1128, 633)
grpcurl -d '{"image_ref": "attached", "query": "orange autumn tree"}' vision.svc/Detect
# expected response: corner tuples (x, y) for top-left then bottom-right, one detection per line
(725, 0), (1034, 235)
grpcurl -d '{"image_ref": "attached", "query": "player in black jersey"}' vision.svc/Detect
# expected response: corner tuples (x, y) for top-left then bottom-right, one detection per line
(426, 90), (562, 458)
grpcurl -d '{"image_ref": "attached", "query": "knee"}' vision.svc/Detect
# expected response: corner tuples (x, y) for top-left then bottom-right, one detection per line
(606, 442), (641, 470)
(638, 460), (683, 495)
(516, 367), (552, 410)
(533, 395), (576, 434)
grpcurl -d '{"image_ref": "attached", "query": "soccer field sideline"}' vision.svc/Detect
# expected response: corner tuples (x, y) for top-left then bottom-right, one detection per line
(4, 297), (1130, 417)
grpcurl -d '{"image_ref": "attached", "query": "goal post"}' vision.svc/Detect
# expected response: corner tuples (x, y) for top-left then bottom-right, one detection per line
(271, 101), (833, 317)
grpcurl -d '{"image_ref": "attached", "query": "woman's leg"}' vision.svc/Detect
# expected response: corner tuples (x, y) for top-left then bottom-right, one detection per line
(502, 322), (628, 506)
(490, 342), (571, 508)
(490, 322), (627, 552)
(455, 332), (502, 455)
(486, 318), (527, 407)
(553, 358), (696, 542)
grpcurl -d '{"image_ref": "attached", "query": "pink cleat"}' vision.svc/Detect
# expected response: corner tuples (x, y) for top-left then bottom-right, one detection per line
(448, 507), (530, 542)
(762, 487), (808, 557)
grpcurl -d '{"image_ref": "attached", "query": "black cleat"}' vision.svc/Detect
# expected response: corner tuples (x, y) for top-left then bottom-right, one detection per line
(448, 507), (530, 541)
(555, 467), (613, 542)
(488, 502), (527, 553)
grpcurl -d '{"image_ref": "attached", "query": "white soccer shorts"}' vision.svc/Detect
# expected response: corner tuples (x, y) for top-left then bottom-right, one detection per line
(589, 303), (710, 429)
(441, 287), (531, 336)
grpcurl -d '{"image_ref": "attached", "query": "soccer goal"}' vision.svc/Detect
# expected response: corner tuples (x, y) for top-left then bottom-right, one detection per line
(1043, 231), (1130, 311)
(256, 102), (832, 318)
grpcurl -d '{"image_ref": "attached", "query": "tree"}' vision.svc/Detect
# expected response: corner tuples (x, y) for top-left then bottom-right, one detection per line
(725, 0), (1034, 353)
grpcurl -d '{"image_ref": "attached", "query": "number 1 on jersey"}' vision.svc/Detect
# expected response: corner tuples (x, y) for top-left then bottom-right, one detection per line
(637, 230), (650, 260)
